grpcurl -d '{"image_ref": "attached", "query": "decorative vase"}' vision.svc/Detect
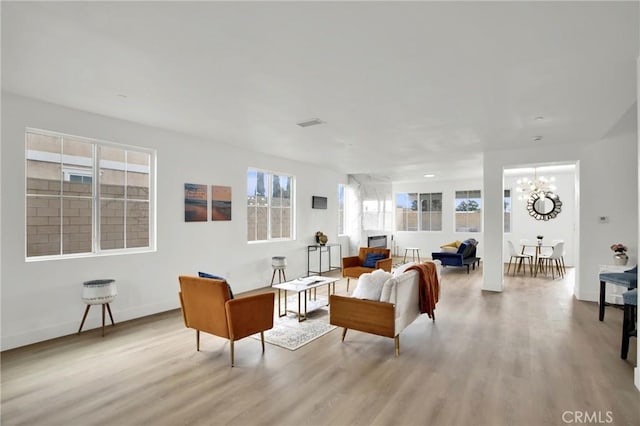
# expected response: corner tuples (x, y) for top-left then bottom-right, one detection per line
(315, 231), (328, 246)
(613, 252), (629, 266)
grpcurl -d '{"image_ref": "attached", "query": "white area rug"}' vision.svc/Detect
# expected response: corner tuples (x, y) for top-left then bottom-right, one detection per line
(251, 298), (337, 351)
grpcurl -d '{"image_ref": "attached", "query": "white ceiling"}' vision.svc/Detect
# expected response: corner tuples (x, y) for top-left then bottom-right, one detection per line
(2, 1), (638, 182)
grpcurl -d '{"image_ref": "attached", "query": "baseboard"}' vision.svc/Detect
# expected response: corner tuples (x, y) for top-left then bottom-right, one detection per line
(1, 299), (179, 351)
(574, 289), (598, 303)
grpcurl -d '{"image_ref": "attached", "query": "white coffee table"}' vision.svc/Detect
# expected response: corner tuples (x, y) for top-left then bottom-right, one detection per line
(272, 276), (339, 322)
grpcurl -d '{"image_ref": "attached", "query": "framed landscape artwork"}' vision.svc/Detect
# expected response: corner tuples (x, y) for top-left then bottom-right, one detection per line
(211, 185), (232, 221)
(184, 183), (208, 222)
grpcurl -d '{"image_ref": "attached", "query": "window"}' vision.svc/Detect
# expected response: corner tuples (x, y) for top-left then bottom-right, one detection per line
(455, 190), (482, 232)
(338, 184), (345, 235)
(25, 129), (155, 259)
(247, 169), (294, 242)
(395, 192), (442, 231)
(420, 193), (442, 231)
(396, 193), (418, 231)
(504, 189), (511, 233)
(363, 197), (393, 231)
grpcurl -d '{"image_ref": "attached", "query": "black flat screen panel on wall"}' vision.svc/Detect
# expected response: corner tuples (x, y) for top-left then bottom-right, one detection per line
(312, 196), (327, 209)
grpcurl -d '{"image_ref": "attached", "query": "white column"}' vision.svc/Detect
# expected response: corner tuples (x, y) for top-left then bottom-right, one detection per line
(482, 155), (504, 292)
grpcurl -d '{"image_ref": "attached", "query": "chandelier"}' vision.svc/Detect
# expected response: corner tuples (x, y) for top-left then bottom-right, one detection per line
(515, 169), (556, 201)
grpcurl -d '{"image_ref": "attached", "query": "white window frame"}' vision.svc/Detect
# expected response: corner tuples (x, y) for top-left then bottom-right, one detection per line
(395, 192), (418, 231)
(25, 128), (156, 261)
(395, 192), (442, 232)
(454, 189), (482, 233)
(247, 168), (295, 243)
(419, 192), (443, 231)
(338, 184), (346, 236)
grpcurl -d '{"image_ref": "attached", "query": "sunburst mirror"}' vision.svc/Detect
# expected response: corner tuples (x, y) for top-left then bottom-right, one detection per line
(527, 193), (562, 221)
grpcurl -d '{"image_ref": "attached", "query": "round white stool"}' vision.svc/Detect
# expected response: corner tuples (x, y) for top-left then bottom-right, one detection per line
(271, 256), (287, 285)
(78, 279), (117, 336)
(403, 248), (421, 263)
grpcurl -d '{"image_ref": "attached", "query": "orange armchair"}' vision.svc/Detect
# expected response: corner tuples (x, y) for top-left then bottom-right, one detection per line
(342, 247), (392, 291)
(178, 275), (274, 367)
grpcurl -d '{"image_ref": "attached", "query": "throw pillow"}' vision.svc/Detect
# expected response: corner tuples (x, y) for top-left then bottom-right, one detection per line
(440, 240), (461, 248)
(393, 261), (416, 276)
(460, 242), (477, 258)
(362, 252), (386, 268)
(198, 271), (234, 299)
(352, 269), (392, 300)
(379, 276), (397, 303)
(464, 238), (478, 246)
(456, 242), (468, 255)
(440, 246), (458, 253)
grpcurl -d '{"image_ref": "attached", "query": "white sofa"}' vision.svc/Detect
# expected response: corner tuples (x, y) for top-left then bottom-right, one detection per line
(329, 260), (442, 356)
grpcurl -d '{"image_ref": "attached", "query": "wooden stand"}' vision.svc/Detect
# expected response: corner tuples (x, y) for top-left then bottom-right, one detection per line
(78, 303), (115, 337)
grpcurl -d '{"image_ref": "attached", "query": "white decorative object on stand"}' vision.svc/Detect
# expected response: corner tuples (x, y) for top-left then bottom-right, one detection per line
(81, 279), (117, 304)
(78, 279), (117, 336)
(271, 256), (287, 285)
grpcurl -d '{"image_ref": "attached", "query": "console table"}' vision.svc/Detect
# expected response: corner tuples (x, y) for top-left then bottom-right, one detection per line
(307, 243), (342, 276)
(599, 264), (637, 321)
(600, 264), (633, 305)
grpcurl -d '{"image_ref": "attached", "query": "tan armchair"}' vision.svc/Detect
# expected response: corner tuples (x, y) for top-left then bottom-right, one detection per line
(342, 247), (392, 291)
(178, 275), (274, 367)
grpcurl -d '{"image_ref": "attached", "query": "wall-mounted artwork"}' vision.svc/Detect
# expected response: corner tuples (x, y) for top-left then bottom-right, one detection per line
(184, 183), (208, 222)
(211, 185), (232, 221)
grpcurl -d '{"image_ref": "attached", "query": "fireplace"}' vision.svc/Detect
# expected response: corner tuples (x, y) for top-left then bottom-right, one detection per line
(368, 235), (387, 249)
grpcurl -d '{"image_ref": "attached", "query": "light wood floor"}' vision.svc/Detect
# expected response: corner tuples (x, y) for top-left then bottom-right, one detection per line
(1, 266), (638, 426)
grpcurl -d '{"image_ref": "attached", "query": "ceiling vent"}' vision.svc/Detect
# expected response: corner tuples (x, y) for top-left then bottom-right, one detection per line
(296, 118), (325, 128)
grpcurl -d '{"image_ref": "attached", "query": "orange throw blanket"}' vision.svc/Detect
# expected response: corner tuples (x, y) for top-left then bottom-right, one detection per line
(406, 262), (439, 319)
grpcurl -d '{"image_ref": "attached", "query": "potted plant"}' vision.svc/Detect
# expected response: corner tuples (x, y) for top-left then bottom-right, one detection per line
(536, 235), (544, 246)
(610, 243), (628, 266)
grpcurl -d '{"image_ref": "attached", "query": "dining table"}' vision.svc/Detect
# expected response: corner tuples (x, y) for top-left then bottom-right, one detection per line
(520, 243), (554, 277)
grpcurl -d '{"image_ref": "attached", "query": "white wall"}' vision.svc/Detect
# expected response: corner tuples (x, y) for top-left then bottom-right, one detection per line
(483, 132), (638, 300)
(0, 93), (347, 350)
(503, 170), (576, 265)
(392, 178), (485, 260)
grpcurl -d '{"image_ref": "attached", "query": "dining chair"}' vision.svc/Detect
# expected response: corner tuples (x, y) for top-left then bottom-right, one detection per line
(507, 240), (533, 276)
(551, 239), (566, 274)
(537, 241), (565, 279)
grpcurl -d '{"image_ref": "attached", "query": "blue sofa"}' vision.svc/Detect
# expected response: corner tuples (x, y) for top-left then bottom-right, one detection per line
(431, 239), (480, 274)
